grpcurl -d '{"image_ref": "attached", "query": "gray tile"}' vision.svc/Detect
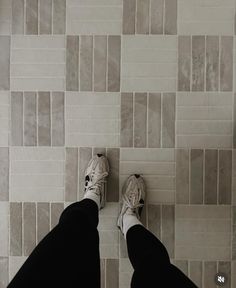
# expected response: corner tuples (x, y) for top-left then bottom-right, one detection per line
(39, 0), (52, 34)
(53, 0), (66, 34)
(0, 148), (9, 201)
(136, 0), (150, 34)
(190, 149), (204, 204)
(204, 149), (217, 204)
(0, 257), (8, 288)
(162, 93), (175, 148)
(164, 0), (177, 35)
(203, 261), (217, 288)
(219, 150), (232, 204)
(65, 148), (78, 202)
(79, 147), (92, 200)
(192, 36), (205, 91)
(233, 207), (236, 259)
(173, 260), (188, 276)
(150, 0), (164, 34)
(12, 0), (24, 34)
(38, 92), (51, 146)
(51, 92), (64, 146)
(148, 93), (161, 148)
(218, 261), (231, 288)
(106, 148), (119, 202)
(94, 36), (107, 92)
(0, 36), (10, 90)
(119, 232), (128, 258)
(162, 205), (174, 258)
(123, 0), (136, 34)
(121, 93), (133, 147)
(80, 36), (93, 91)
(234, 94), (236, 148)
(24, 92), (37, 146)
(108, 36), (121, 92)
(106, 259), (119, 288)
(26, 0), (38, 34)
(10, 203), (22, 256)
(178, 36), (191, 91)
(100, 259), (105, 288)
(147, 204), (161, 238)
(134, 93), (147, 148)
(189, 261), (202, 288)
(51, 203), (64, 229)
(206, 36), (219, 91)
(37, 202), (50, 243)
(66, 36), (79, 91)
(23, 202), (36, 256)
(11, 92), (23, 146)
(232, 261), (236, 288)
(220, 36), (233, 92)
(176, 149), (189, 204)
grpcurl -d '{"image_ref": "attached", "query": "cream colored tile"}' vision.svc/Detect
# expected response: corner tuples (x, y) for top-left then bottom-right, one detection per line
(0, 92), (9, 147)
(9, 256), (27, 281)
(0, 202), (9, 256)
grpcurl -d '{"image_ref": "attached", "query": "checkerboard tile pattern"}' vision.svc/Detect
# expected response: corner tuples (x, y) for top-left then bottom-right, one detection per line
(1, 0), (236, 287)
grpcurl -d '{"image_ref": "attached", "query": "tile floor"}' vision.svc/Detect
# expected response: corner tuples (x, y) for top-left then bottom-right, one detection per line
(0, 0), (236, 287)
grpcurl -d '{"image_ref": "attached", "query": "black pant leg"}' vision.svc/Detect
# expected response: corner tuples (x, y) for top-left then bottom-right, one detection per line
(8, 199), (100, 288)
(126, 224), (198, 288)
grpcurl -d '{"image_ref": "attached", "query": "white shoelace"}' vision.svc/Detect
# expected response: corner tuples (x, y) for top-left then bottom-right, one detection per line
(85, 171), (108, 195)
(122, 186), (144, 216)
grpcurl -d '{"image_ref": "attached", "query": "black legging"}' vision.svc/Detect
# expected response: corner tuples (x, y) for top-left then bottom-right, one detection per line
(8, 199), (198, 287)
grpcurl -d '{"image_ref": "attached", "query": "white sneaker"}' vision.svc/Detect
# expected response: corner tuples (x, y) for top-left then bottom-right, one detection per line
(117, 174), (145, 236)
(84, 154), (109, 209)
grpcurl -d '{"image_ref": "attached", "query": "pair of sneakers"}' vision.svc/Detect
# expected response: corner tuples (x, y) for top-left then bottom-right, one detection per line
(83, 154), (145, 236)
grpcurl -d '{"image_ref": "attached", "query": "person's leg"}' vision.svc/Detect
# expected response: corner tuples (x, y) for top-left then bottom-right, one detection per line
(127, 224), (198, 288)
(8, 153), (109, 288)
(8, 199), (100, 288)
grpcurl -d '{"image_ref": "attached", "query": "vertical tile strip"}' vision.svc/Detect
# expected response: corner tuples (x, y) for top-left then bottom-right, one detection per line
(12, 0), (25, 34)
(206, 36), (219, 91)
(204, 149), (217, 204)
(178, 36), (191, 91)
(10, 203), (22, 256)
(189, 261), (202, 288)
(39, 0), (52, 34)
(232, 206), (236, 260)
(136, 0), (150, 34)
(190, 149), (204, 204)
(162, 93), (175, 148)
(94, 36), (107, 92)
(0, 36), (10, 90)
(123, 0), (136, 34)
(65, 148), (78, 202)
(26, 0), (38, 35)
(134, 93), (147, 148)
(0, 257), (8, 287)
(192, 36), (205, 91)
(37, 202), (50, 244)
(23, 203), (36, 256)
(11, 92), (23, 146)
(203, 261), (217, 288)
(106, 259), (119, 288)
(80, 35), (93, 91)
(53, 0), (66, 34)
(176, 149), (189, 204)
(79, 147), (92, 200)
(148, 204), (161, 238)
(234, 93), (236, 148)
(106, 148), (119, 202)
(219, 150), (232, 204)
(150, 0), (164, 34)
(0, 148), (9, 201)
(174, 260), (188, 276)
(51, 92), (65, 146)
(38, 92), (51, 146)
(162, 205), (174, 259)
(164, 0), (177, 35)
(218, 261), (231, 288)
(108, 36), (121, 92)
(51, 203), (64, 229)
(121, 93), (133, 147)
(100, 259), (105, 288)
(66, 36), (79, 91)
(148, 93), (161, 148)
(24, 92), (37, 146)
(220, 36), (233, 92)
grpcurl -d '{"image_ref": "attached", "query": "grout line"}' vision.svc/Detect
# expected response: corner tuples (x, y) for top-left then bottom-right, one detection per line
(146, 93), (149, 148)
(217, 149), (219, 205)
(189, 149), (191, 204)
(38, 0), (40, 35)
(219, 36), (221, 92)
(50, 92), (52, 146)
(92, 35), (94, 92)
(24, 0), (26, 35)
(203, 149), (205, 204)
(163, 0), (165, 35)
(36, 92), (38, 146)
(22, 92), (24, 146)
(190, 35), (192, 92)
(160, 93), (163, 147)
